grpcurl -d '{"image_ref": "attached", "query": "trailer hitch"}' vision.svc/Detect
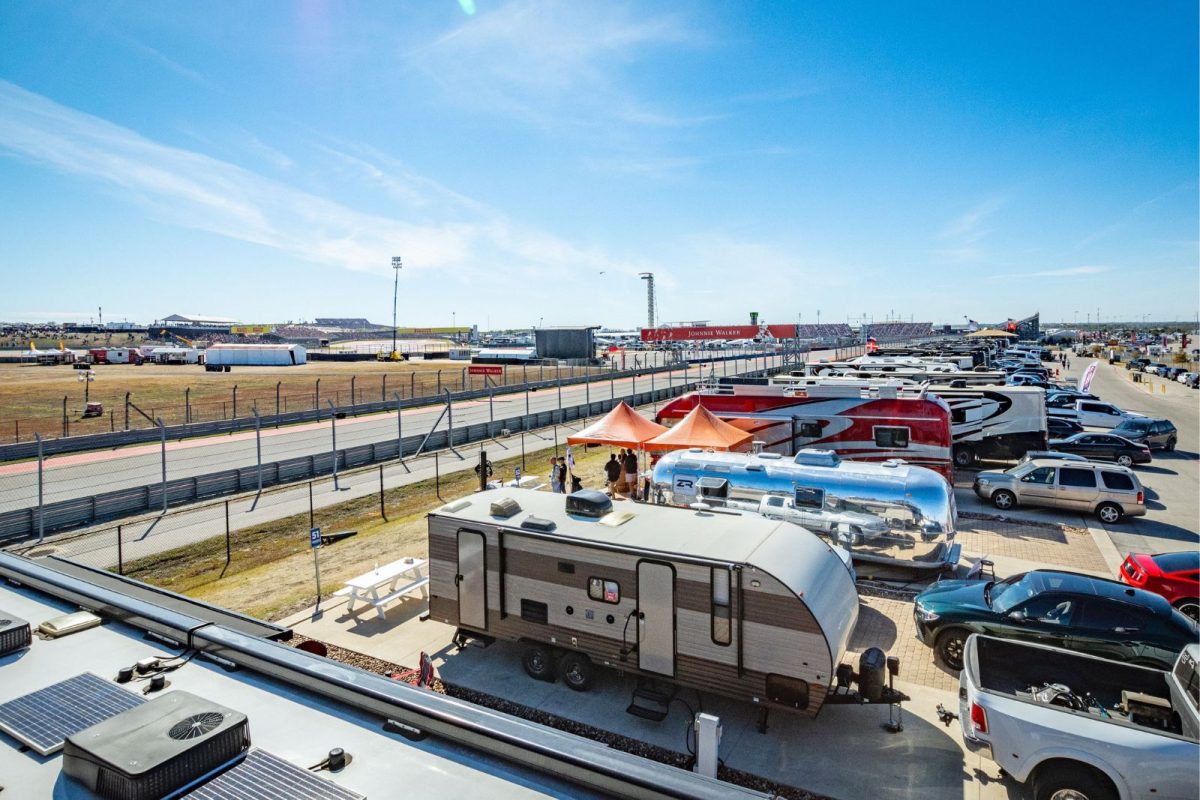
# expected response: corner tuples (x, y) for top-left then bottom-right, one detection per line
(934, 703), (958, 727)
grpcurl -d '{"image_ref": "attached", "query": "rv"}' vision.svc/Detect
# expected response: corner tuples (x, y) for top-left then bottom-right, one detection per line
(427, 488), (859, 719)
(651, 448), (959, 572)
(800, 364), (1010, 385)
(655, 382), (956, 480)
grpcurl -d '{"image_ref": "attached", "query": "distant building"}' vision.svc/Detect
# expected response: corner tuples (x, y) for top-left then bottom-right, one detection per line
(157, 314), (240, 328)
(535, 326), (598, 361)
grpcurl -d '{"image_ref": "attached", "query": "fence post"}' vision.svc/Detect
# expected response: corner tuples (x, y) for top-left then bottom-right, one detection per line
(489, 384), (494, 422)
(381, 374), (387, 403)
(379, 464), (387, 522)
(437, 370), (442, 394)
(158, 418), (168, 513)
(585, 367), (590, 407)
(315, 378), (320, 410)
(125, 391), (130, 430)
(117, 524), (123, 574)
(35, 433), (44, 544)
(394, 392), (404, 460)
(461, 367), (466, 391)
(556, 374), (563, 423)
(435, 451), (441, 500)
(276, 382), (282, 424)
(62, 395), (68, 437)
(410, 372), (415, 398)
(326, 399), (339, 490)
(254, 409), (263, 494)
(185, 387), (191, 424)
(520, 431), (526, 470)
(651, 367), (656, 412)
(351, 376), (356, 408)
(308, 481), (314, 528)
(232, 385), (238, 420)
(225, 500), (231, 565)
(611, 363), (615, 398)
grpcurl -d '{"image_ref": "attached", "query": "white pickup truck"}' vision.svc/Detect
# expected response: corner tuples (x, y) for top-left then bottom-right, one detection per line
(1048, 399), (1142, 429)
(956, 634), (1198, 800)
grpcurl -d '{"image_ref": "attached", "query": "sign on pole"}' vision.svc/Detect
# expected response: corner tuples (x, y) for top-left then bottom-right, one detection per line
(310, 527), (322, 548)
(309, 527), (323, 612)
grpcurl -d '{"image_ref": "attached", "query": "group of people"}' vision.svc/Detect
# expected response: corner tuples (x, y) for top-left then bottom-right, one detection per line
(1058, 351), (1071, 369)
(603, 448), (640, 498)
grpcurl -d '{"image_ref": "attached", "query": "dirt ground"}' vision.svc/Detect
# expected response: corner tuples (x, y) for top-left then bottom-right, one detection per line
(0, 358), (603, 442)
(118, 439), (623, 621)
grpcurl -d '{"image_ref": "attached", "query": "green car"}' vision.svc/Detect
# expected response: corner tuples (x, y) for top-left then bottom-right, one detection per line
(913, 569), (1197, 671)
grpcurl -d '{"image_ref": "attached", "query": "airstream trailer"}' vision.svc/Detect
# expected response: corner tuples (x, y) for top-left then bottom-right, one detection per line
(427, 488), (860, 719)
(651, 449), (959, 572)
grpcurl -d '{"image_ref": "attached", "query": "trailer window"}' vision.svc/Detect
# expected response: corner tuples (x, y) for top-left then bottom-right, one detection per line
(712, 568), (732, 646)
(798, 421), (822, 438)
(874, 426), (910, 448)
(588, 577), (620, 604)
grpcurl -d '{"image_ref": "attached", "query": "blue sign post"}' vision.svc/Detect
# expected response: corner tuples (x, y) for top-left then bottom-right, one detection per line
(310, 527), (322, 548)
(309, 527), (323, 612)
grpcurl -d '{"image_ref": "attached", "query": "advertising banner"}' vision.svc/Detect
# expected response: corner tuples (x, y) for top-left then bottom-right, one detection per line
(468, 365), (504, 375)
(1080, 362), (1098, 393)
(231, 324), (274, 335)
(640, 324), (797, 342)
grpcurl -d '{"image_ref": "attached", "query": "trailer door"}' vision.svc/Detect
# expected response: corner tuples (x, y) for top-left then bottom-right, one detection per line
(456, 530), (487, 630)
(637, 561), (676, 676)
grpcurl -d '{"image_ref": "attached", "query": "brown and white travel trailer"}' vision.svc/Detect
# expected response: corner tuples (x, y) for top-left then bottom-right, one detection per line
(427, 487), (860, 719)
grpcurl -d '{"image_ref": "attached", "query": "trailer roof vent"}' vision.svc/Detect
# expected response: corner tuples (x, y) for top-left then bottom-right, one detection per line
(793, 449), (841, 467)
(756, 452), (783, 460)
(566, 490), (612, 518)
(881, 459), (907, 468)
(439, 499), (472, 513)
(521, 516), (557, 532)
(599, 511), (635, 527)
(489, 498), (521, 518)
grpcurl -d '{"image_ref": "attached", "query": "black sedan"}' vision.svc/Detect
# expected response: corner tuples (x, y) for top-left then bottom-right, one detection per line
(913, 570), (1197, 670)
(1045, 417), (1084, 438)
(1048, 432), (1152, 467)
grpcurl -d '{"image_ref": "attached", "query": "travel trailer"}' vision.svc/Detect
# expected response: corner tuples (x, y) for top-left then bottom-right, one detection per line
(650, 448), (959, 572)
(427, 488), (860, 719)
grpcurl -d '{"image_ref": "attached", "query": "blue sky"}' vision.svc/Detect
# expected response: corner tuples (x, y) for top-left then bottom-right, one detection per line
(0, 1), (1196, 328)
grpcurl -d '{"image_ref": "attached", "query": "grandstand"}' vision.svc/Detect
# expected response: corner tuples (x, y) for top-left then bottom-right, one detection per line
(862, 321), (934, 342)
(795, 323), (854, 340)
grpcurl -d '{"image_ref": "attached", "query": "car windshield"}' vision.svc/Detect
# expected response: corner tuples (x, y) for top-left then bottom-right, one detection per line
(1118, 421), (1151, 433)
(989, 574), (1035, 612)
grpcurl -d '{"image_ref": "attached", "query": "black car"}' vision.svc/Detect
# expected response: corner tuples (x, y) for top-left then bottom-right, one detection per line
(1112, 417), (1178, 451)
(1048, 432), (1152, 467)
(913, 570), (1198, 670)
(1045, 417), (1084, 438)
(1126, 357), (1150, 371)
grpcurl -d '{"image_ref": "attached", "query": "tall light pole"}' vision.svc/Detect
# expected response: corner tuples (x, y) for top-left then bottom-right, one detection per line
(391, 256), (403, 358)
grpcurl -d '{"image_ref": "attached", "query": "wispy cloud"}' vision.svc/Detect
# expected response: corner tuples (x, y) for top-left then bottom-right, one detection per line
(987, 265), (1111, 281)
(413, 0), (706, 129)
(582, 154), (702, 178)
(1072, 183), (1195, 251)
(0, 80), (649, 279)
(933, 195), (1007, 263)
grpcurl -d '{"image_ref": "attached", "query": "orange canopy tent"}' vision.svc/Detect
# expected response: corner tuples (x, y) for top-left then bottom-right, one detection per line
(565, 401), (668, 448)
(644, 405), (754, 452)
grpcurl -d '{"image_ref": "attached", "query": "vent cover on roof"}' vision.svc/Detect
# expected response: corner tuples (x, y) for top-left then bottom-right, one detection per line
(521, 516), (557, 532)
(793, 449), (841, 467)
(0, 611), (31, 656)
(490, 497), (521, 518)
(62, 690), (249, 800)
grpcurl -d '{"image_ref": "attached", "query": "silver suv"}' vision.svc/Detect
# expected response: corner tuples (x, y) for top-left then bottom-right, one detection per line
(973, 458), (1146, 523)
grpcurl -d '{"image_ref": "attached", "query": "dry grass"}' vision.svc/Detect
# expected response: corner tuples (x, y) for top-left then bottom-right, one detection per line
(121, 440), (622, 621)
(0, 358), (603, 441)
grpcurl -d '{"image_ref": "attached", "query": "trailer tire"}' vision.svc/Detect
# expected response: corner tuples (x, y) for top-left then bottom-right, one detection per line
(558, 652), (594, 692)
(1031, 761), (1117, 800)
(953, 445), (976, 468)
(522, 644), (557, 682)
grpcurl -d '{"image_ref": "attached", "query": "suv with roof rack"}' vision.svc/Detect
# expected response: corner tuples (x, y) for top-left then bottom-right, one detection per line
(972, 458), (1145, 523)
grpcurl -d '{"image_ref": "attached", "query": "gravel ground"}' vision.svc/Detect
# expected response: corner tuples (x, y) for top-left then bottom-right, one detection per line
(287, 634), (830, 800)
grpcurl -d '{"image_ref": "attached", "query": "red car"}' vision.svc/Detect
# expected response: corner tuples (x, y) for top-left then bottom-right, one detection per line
(1120, 551), (1200, 621)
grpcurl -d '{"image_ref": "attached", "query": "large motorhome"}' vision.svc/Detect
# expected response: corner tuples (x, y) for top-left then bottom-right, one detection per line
(650, 448), (959, 572)
(655, 382), (956, 480)
(800, 363), (1010, 385)
(427, 488), (860, 719)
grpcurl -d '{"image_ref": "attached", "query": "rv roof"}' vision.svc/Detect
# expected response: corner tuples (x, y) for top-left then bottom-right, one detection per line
(432, 487), (830, 567)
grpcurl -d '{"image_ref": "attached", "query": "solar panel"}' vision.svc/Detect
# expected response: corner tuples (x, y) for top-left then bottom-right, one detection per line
(186, 749), (366, 800)
(0, 672), (145, 755)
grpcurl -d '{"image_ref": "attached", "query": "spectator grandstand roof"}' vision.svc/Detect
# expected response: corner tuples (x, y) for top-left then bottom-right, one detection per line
(160, 313), (240, 325)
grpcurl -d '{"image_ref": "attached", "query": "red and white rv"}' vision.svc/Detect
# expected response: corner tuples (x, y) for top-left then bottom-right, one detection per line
(655, 382), (955, 480)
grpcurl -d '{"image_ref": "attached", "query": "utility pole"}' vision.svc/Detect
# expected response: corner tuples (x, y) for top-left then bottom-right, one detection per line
(639, 272), (656, 329)
(391, 256), (403, 359)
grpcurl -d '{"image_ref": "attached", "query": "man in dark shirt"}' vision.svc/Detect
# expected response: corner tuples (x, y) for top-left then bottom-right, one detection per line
(623, 449), (639, 498)
(556, 457), (568, 493)
(604, 453), (622, 496)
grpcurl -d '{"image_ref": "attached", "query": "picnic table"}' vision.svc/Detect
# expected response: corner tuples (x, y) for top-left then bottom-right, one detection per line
(339, 557), (429, 620)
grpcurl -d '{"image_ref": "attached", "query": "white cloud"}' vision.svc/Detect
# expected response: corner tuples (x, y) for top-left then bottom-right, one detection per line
(0, 79), (651, 280)
(933, 195), (1008, 263)
(987, 265), (1111, 281)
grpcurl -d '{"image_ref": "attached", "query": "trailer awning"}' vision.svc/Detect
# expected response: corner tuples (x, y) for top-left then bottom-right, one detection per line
(645, 405), (753, 452)
(566, 401), (668, 448)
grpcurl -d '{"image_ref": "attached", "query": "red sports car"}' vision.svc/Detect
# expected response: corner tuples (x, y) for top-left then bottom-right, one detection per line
(1120, 551), (1200, 620)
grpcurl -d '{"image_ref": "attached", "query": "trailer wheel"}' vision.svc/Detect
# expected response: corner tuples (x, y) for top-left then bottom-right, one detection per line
(953, 445), (976, 468)
(558, 652), (594, 692)
(1032, 761), (1117, 800)
(522, 644), (556, 682)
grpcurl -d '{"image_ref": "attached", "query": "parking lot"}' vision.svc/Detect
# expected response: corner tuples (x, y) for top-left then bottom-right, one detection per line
(280, 346), (1199, 800)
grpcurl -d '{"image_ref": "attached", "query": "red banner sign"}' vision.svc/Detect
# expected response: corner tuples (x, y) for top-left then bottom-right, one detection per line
(468, 365), (504, 375)
(640, 324), (798, 342)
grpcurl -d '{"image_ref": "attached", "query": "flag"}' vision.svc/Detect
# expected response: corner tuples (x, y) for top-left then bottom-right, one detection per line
(1080, 363), (1098, 393)
(967, 319), (979, 332)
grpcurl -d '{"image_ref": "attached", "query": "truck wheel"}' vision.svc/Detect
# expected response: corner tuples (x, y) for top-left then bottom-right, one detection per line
(991, 490), (1016, 511)
(558, 652), (594, 691)
(935, 628), (968, 671)
(1032, 762), (1117, 800)
(1096, 503), (1122, 524)
(1165, 437), (1176, 452)
(953, 445), (976, 468)
(1115, 454), (1134, 468)
(1174, 598), (1200, 621)
(522, 644), (556, 682)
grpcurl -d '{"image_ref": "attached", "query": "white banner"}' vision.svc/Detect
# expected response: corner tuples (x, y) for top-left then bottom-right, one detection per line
(1080, 362), (1098, 393)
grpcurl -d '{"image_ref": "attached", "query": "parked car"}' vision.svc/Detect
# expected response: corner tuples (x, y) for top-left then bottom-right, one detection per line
(1126, 357), (1150, 371)
(956, 636), (1199, 800)
(1048, 399), (1142, 429)
(913, 569), (1198, 671)
(1008, 373), (1049, 387)
(1176, 371), (1197, 385)
(1120, 551), (1200, 621)
(1048, 432), (1153, 467)
(1045, 417), (1085, 439)
(1143, 363), (1168, 375)
(1045, 390), (1099, 409)
(1018, 450), (1088, 464)
(973, 459), (1146, 523)
(1111, 418), (1178, 451)
(1164, 366), (1187, 380)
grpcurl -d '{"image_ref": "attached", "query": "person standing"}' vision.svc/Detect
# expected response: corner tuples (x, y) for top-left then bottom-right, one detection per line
(604, 453), (622, 497)
(549, 456), (562, 493)
(623, 448), (639, 499)
(556, 457), (568, 494)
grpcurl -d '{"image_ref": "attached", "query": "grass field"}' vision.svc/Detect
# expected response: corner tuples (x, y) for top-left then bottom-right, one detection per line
(0, 358), (606, 442)
(115, 439), (619, 621)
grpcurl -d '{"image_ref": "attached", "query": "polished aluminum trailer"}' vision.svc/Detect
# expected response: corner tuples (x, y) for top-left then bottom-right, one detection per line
(427, 488), (859, 718)
(651, 448), (959, 572)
